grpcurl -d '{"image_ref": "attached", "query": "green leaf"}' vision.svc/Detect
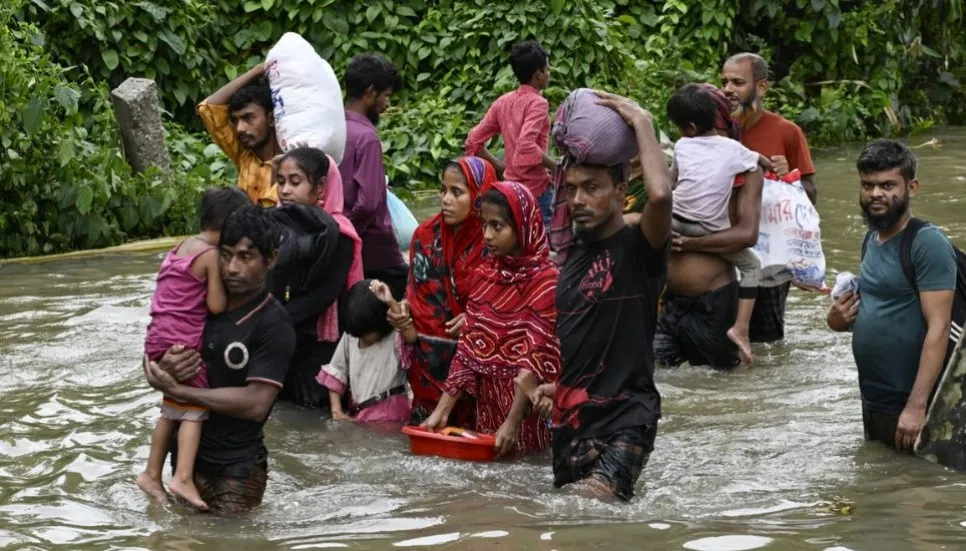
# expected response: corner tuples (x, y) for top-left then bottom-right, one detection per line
(261, 0), (274, 9)
(416, 72), (430, 82)
(159, 30), (186, 56)
(397, 6), (417, 17)
(365, 5), (380, 22)
(101, 49), (119, 70)
(920, 44), (941, 58)
(825, 9), (842, 28)
(53, 85), (81, 113)
(134, 30), (149, 43)
(57, 139), (74, 167)
(22, 99), (44, 136)
(69, 2), (83, 18)
(811, 0), (826, 10)
(243, 1), (260, 13)
(618, 14), (636, 25)
(550, 0), (565, 14)
(76, 186), (94, 214)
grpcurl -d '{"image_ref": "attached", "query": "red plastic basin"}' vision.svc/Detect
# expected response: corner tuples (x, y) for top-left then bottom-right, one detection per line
(402, 426), (498, 462)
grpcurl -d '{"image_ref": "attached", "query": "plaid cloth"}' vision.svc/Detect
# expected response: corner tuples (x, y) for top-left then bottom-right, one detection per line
(552, 424), (657, 501)
(749, 282), (790, 343)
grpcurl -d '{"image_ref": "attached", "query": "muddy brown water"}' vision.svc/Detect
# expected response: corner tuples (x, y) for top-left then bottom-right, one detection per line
(1, 130), (966, 550)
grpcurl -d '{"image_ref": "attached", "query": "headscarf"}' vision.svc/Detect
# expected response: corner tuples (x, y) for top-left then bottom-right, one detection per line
(447, 181), (560, 382)
(701, 83), (742, 140)
(406, 157), (494, 397)
(316, 154), (364, 342)
(548, 88), (637, 266)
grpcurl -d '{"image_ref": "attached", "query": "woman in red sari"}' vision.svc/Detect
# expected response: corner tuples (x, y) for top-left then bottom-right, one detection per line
(422, 181), (560, 455)
(400, 157), (496, 425)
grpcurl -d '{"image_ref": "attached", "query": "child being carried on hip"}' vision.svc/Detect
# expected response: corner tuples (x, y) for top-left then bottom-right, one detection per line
(667, 83), (771, 365)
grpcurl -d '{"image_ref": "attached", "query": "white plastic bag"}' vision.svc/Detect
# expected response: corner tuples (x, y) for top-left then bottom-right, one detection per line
(387, 186), (418, 251)
(265, 33), (346, 163)
(752, 169), (828, 290)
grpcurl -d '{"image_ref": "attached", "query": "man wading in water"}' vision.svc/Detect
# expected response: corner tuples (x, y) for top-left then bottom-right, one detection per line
(143, 206), (296, 514)
(721, 53), (816, 344)
(198, 64), (282, 206)
(547, 92), (672, 501)
(827, 140), (956, 451)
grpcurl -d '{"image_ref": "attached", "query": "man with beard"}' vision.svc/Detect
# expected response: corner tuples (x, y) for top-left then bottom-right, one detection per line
(827, 139), (955, 451)
(198, 64), (282, 206)
(339, 54), (408, 299)
(721, 53), (816, 344)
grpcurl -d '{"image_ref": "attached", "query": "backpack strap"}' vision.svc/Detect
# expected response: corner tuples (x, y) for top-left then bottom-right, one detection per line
(861, 230), (874, 261)
(899, 217), (928, 293)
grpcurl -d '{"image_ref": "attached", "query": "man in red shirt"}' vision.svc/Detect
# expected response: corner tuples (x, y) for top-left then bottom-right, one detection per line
(721, 52), (817, 344)
(464, 41), (557, 227)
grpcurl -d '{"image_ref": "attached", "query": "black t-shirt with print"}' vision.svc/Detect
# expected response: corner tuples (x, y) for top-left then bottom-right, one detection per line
(172, 291), (296, 477)
(554, 226), (668, 440)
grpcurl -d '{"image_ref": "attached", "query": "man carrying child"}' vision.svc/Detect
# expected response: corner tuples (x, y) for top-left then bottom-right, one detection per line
(143, 206), (296, 515)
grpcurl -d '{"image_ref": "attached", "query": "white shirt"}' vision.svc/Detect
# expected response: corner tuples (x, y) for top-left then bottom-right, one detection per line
(321, 332), (407, 404)
(672, 135), (760, 232)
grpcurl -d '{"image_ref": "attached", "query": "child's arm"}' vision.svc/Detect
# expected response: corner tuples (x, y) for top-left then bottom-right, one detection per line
(372, 281), (418, 343)
(201, 249), (228, 314)
(329, 390), (350, 420)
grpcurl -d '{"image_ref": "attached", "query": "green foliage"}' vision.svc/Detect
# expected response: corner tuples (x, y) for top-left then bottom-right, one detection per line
(0, 3), (231, 258)
(5, 0), (966, 256)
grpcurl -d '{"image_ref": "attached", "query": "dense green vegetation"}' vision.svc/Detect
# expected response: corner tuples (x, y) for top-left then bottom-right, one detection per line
(3, 0), (964, 257)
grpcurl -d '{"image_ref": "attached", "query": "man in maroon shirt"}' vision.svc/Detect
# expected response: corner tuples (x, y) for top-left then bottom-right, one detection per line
(339, 54), (408, 299)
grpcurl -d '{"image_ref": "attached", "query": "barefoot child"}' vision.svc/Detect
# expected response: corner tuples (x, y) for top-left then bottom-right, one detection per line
(666, 83), (768, 365)
(316, 279), (413, 423)
(137, 187), (250, 509)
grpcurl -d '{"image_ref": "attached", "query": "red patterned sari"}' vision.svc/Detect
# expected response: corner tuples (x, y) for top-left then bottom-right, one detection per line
(442, 181), (561, 452)
(406, 157), (496, 424)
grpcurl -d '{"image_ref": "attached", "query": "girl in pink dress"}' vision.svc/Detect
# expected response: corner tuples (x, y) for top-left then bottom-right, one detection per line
(137, 187), (249, 510)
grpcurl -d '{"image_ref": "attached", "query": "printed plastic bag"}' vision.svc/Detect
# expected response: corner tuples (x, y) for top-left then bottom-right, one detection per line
(830, 271), (859, 300)
(387, 186), (418, 251)
(752, 169), (828, 290)
(265, 33), (346, 163)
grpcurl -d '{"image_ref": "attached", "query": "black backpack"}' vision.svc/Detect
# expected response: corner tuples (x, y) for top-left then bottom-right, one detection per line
(861, 217), (966, 368)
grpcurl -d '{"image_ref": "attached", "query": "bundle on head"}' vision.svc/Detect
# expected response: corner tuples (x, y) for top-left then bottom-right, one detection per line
(549, 88), (639, 264)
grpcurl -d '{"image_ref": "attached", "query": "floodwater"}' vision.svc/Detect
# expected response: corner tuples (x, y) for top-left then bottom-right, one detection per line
(1, 130), (966, 551)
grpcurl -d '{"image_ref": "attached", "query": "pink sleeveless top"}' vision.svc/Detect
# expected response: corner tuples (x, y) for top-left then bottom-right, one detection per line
(144, 241), (216, 372)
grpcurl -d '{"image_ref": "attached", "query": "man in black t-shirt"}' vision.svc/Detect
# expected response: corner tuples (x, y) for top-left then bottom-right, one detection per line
(144, 206), (296, 515)
(547, 92), (672, 501)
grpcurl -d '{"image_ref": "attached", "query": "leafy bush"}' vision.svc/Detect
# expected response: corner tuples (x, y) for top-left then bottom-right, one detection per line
(0, 4), (231, 258)
(6, 0), (966, 256)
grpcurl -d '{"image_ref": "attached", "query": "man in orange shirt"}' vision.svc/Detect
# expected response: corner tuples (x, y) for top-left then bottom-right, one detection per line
(197, 64), (283, 206)
(721, 53), (817, 344)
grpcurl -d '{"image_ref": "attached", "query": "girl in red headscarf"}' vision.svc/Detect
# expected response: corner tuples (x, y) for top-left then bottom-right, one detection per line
(399, 157), (496, 425)
(422, 181), (560, 455)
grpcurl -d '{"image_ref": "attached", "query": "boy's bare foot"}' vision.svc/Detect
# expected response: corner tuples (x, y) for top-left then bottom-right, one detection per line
(168, 477), (208, 511)
(136, 472), (169, 503)
(727, 326), (754, 366)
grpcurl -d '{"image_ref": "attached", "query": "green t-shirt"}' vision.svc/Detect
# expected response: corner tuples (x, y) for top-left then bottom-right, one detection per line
(852, 224), (957, 414)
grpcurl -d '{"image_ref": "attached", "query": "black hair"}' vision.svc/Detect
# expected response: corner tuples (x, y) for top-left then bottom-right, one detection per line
(856, 139), (918, 182)
(220, 205), (281, 260)
(228, 79), (273, 115)
(344, 53), (401, 100)
(510, 41), (549, 85)
(344, 279), (393, 339)
(279, 147), (330, 190)
(200, 187), (251, 231)
(725, 53), (769, 82)
(441, 160), (461, 177)
(482, 187), (516, 230)
(667, 83), (716, 135)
